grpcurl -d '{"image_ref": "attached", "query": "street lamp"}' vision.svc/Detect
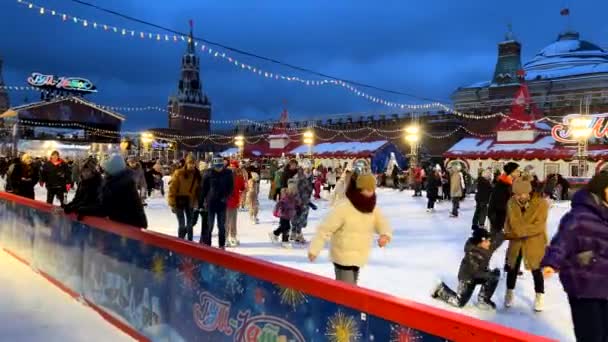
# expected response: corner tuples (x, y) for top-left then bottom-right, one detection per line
(140, 132), (154, 159)
(570, 116), (593, 178)
(404, 125), (420, 167)
(303, 130), (314, 157)
(235, 135), (245, 159)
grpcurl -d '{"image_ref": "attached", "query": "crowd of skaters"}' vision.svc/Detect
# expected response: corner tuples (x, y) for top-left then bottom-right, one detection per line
(2, 151), (608, 341)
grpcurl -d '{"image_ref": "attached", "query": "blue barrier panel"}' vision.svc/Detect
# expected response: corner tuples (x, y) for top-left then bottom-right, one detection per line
(0, 192), (555, 342)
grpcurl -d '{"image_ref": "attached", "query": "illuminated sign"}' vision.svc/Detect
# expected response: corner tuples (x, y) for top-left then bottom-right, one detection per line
(27, 72), (97, 93)
(551, 113), (608, 143)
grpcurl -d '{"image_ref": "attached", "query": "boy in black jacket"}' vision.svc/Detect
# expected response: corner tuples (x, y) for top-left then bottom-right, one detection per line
(432, 227), (500, 309)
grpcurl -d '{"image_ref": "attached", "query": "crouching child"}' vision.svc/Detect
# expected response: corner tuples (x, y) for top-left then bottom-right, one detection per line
(432, 227), (500, 309)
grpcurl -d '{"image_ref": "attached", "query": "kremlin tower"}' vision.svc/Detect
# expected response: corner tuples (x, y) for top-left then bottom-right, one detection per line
(167, 21), (211, 135)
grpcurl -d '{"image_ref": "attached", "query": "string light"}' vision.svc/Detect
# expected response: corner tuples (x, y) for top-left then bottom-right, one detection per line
(13, 0), (503, 113)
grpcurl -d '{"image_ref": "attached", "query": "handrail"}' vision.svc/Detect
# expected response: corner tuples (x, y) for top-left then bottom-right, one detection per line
(0, 191), (555, 342)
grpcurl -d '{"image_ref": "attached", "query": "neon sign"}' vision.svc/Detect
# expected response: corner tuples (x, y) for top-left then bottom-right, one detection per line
(27, 72), (97, 93)
(551, 113), (608, 143)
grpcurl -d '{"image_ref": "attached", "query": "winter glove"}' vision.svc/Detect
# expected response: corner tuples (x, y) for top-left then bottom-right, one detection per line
(171, 207), (177, 214)
(308, 202), (318, 210)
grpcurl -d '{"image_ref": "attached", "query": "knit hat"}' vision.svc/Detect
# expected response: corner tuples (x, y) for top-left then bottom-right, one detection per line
(356, 173), (376, 192)
(471, 227), (490, 245)
(512, 177), (532, 195)
(503, 162), (520, 176)
(587, 172), (608, 201)
(103, 154), (126, 176)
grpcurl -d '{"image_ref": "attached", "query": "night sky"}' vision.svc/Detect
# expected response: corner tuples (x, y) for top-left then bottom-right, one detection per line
(1, 0), (607, 130)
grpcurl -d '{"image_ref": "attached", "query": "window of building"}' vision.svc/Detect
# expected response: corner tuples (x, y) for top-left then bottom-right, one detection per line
(570, 163), (581, 177)
(544, 163), (559, 179)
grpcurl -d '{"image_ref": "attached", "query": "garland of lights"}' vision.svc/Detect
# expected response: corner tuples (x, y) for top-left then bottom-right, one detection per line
(12, 0), (568, 125)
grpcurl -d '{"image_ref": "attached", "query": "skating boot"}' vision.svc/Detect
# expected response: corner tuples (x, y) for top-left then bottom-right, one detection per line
(269, 233), (279, 244)
(281, 241), (292, 249)
(294, 233), (307, 244)
(504, 289), (514, 308)
(534, 293), (544, 312)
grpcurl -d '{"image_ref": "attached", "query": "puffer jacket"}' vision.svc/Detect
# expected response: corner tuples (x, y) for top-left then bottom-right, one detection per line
(79, 169), (148, 228)
(309, 193), (392, 268)
(542, 190), (608, 298)
(226, 171), (246, 209)
(458, 238), (498, 281)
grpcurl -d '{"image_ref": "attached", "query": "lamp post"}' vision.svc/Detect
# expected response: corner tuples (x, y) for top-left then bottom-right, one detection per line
(235, 135), (245, 160)
(303, 130), (314, 158)
(404, 125), (420, 168)
(570, 116), (593, 178)
(140, 132), (154, 159)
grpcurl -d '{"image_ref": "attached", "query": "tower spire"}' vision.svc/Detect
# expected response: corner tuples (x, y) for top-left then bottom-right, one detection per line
(0, 55), (10, 112)
(187, 19), (195, 54)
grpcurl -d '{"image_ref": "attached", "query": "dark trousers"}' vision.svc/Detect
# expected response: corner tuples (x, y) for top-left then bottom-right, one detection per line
(202, 208), (227, 248)
(46, 188), (65, 206)
(199, 210), (209, 244)
(569, 297), (608, 342)
(334, 263), (360, 285)
(506, 250), (544, 293)
(273, 218), (291, 242)
(427, 198), (436, 209)
(451, 197), (460, 216)
(472, 201), (488, 227)
(414, 182), (423, 196)
(434, 273), (499, 307)
(175, 206), (194, 241)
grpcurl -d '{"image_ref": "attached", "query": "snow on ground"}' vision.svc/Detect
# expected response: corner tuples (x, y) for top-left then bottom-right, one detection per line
(24, 179), (575, 341)
(0, 249), (134, 342)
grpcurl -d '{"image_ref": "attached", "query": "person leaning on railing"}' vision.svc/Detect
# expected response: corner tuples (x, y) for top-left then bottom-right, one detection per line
(77, 154), (148, 229)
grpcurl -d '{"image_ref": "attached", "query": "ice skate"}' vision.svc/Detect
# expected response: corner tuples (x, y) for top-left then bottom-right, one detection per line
(281, 241), (292, 249)
(294, 233), (307, 244)
(534, 293), (544, 312)
(476, 298), (496, 310)
(269, 232), (279, 244)
(504, 289), (514, 308)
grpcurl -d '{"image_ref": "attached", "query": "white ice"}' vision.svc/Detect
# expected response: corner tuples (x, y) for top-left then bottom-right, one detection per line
(144, 180), (574, 342)
(13, 179), (575, 341)
(0, 249), (134, 342)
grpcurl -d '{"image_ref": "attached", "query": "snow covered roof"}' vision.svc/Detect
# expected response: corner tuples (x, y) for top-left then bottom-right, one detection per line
(464, 31), (608, 88)
(289, 141), (388, 156)
(221, 140), (390, 159)
(444, 135), (608, 161)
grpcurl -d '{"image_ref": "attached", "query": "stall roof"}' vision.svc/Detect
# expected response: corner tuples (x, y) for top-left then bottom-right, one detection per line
(10, 96), (125, 121)
(222, 140), (392, 159)
(444, 135), (608, 161)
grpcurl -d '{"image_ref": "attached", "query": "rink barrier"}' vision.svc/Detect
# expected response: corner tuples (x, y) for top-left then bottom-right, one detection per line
(0, 191), (555, 342)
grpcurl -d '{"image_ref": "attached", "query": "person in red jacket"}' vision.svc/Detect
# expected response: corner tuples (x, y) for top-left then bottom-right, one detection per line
(226, 160), (246, 247)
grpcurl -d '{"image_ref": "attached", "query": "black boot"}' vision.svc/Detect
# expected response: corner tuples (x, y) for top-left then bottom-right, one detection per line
(431, 282), (462, 307)
(187, 226), (193, 241)
(178, 227), (186, 239)
(477, 270), (500, 310)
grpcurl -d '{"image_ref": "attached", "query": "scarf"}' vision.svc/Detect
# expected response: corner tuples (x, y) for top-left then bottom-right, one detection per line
(346, 186), (376, 213)
(498, 174), (513, 185)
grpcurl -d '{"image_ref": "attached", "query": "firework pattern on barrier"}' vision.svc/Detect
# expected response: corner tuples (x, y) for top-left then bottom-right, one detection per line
(0, 198), (451, 342)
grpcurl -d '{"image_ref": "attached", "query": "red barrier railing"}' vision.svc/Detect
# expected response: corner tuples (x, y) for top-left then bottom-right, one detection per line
(0, 191), (556, 342)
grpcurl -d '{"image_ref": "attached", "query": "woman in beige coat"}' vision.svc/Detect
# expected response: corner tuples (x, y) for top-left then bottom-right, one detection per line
(503, 177), (549, 312)
(308, 173), (392, 285)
